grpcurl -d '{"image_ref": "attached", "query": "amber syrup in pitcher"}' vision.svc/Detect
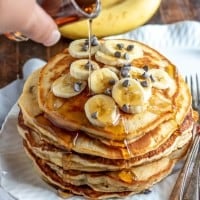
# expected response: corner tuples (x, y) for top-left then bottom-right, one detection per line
(39, 0), (100, 26)
(5, 0), (101, 41)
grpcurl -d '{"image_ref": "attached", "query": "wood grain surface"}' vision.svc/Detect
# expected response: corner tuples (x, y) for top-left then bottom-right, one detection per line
(0, 0), (200, 88)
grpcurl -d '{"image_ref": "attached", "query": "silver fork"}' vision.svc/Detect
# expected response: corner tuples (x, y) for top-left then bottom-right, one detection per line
(187, 74), (200, 113)
(170, 74), (200, 200)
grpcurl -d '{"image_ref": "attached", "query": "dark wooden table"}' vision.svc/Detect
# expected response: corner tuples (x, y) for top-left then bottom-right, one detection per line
(1, 0), (200, 88)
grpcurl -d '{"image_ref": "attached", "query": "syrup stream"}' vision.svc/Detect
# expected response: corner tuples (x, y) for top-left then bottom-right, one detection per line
(88, 18), (93, 95)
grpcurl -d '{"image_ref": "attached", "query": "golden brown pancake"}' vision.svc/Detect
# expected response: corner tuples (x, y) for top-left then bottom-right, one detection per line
(18, 112), (193, 171)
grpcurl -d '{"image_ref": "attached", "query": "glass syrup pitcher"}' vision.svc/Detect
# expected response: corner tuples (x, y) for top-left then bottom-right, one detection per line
(5, 0), (101, 41)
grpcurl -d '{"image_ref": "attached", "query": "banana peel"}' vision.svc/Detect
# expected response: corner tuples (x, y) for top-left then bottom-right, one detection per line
(59, 0), (161, 39)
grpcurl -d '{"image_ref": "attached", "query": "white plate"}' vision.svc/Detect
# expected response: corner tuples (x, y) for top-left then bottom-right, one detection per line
(1, 21), (200, 200)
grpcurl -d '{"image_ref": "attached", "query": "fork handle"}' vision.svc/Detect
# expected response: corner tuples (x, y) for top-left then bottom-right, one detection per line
(169, 170), (186, 200)
(183, 149), (200, 200)
(169, 133), (200, 200)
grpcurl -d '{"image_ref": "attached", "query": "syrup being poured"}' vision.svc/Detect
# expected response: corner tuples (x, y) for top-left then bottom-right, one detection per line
(40, 0), (100, 26)
(88, 18), (93, 95)
(88, 19), (93, 64)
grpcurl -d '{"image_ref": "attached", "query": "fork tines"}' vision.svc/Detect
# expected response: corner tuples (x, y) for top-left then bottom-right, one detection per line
(185, 74), (200, 111)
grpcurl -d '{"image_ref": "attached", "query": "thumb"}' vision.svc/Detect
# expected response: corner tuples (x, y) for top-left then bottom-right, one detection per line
(0, 0), (61, 46)
(20, 4), (61, 46)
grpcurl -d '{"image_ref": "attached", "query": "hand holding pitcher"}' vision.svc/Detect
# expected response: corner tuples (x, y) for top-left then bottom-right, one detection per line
(0, 0), (100, 46)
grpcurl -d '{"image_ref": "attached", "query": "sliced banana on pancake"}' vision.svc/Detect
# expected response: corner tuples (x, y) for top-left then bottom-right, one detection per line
(95, 51), (128, 66)
(68, 38), (99, 58)
(84, 94), (120, 127)
(112, 78), (150, 114)
(120, 65), (152, 101)
(101, 40), (143, 59)
(52, 73), (87, 98)
(149, 69), (172, 89)
(89, 68), (119, 94)
(120, 65), (145, 79)
(95, 40), (143, 66)
(70, 59), (100, 80)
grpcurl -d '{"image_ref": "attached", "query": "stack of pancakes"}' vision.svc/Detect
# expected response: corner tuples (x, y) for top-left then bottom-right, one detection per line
(17, 38), (197, 199)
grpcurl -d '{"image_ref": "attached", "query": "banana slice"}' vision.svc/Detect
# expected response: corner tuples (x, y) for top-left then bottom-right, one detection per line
(89, 68), (119, 94)
(101, 40), (143, 60)
(149, 69), (172, 89)
(120, 66), (152, 101)
(70, 59), (100, 80)
(84, 94), (120, 127)
(95, 50), (131, 66)
(68, 38), (99, 58)
(112, 78), (149, 114)
(120, 65), (144, 78)
(95, 40), (143, 66)
(52, 73), (87, 98)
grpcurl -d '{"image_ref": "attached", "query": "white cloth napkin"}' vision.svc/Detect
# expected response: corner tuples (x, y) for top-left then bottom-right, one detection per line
(0, 58), (46, 129)
(0, 59), (46, 200)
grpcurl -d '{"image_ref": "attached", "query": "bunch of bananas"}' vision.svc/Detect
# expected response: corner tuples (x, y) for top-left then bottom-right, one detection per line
(59, 0), (161, 39)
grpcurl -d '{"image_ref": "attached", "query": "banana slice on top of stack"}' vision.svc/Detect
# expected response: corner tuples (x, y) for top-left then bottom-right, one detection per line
(70, 59), (100, 80)
(84, 94), (120, 127)
(52, 74), (87, 98)
(68, 36), (100, 58)
(112, 78), (149, 114)
(89, 68), (119, 94)
(52, 38), (174, 127)
(95, 39), (144, 66)
(149, 68), (173, 89)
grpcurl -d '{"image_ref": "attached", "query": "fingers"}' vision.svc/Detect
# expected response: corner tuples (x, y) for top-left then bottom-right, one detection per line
(0, 0), (61, 46)
(20, 4), (61, 46)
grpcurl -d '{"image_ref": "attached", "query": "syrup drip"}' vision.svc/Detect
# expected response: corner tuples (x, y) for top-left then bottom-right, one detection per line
(121, 116), (129, 134)
(72, 132), (79, 147)
(88, 18), (93, 95)
(124, 139), (133, 158)
(53, 98), (65, 110)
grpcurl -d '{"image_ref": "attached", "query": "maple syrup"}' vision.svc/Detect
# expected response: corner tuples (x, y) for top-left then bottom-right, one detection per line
(88, 18), (93, 95)
(39, 0), (101, 26)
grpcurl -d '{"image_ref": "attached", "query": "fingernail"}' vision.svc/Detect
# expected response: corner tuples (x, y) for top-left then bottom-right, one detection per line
(44, 30), (61, 46)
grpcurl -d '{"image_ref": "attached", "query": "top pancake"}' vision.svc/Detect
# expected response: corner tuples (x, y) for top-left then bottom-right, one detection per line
(18, 68), (194, 160)
(37, 39), (192, 141)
